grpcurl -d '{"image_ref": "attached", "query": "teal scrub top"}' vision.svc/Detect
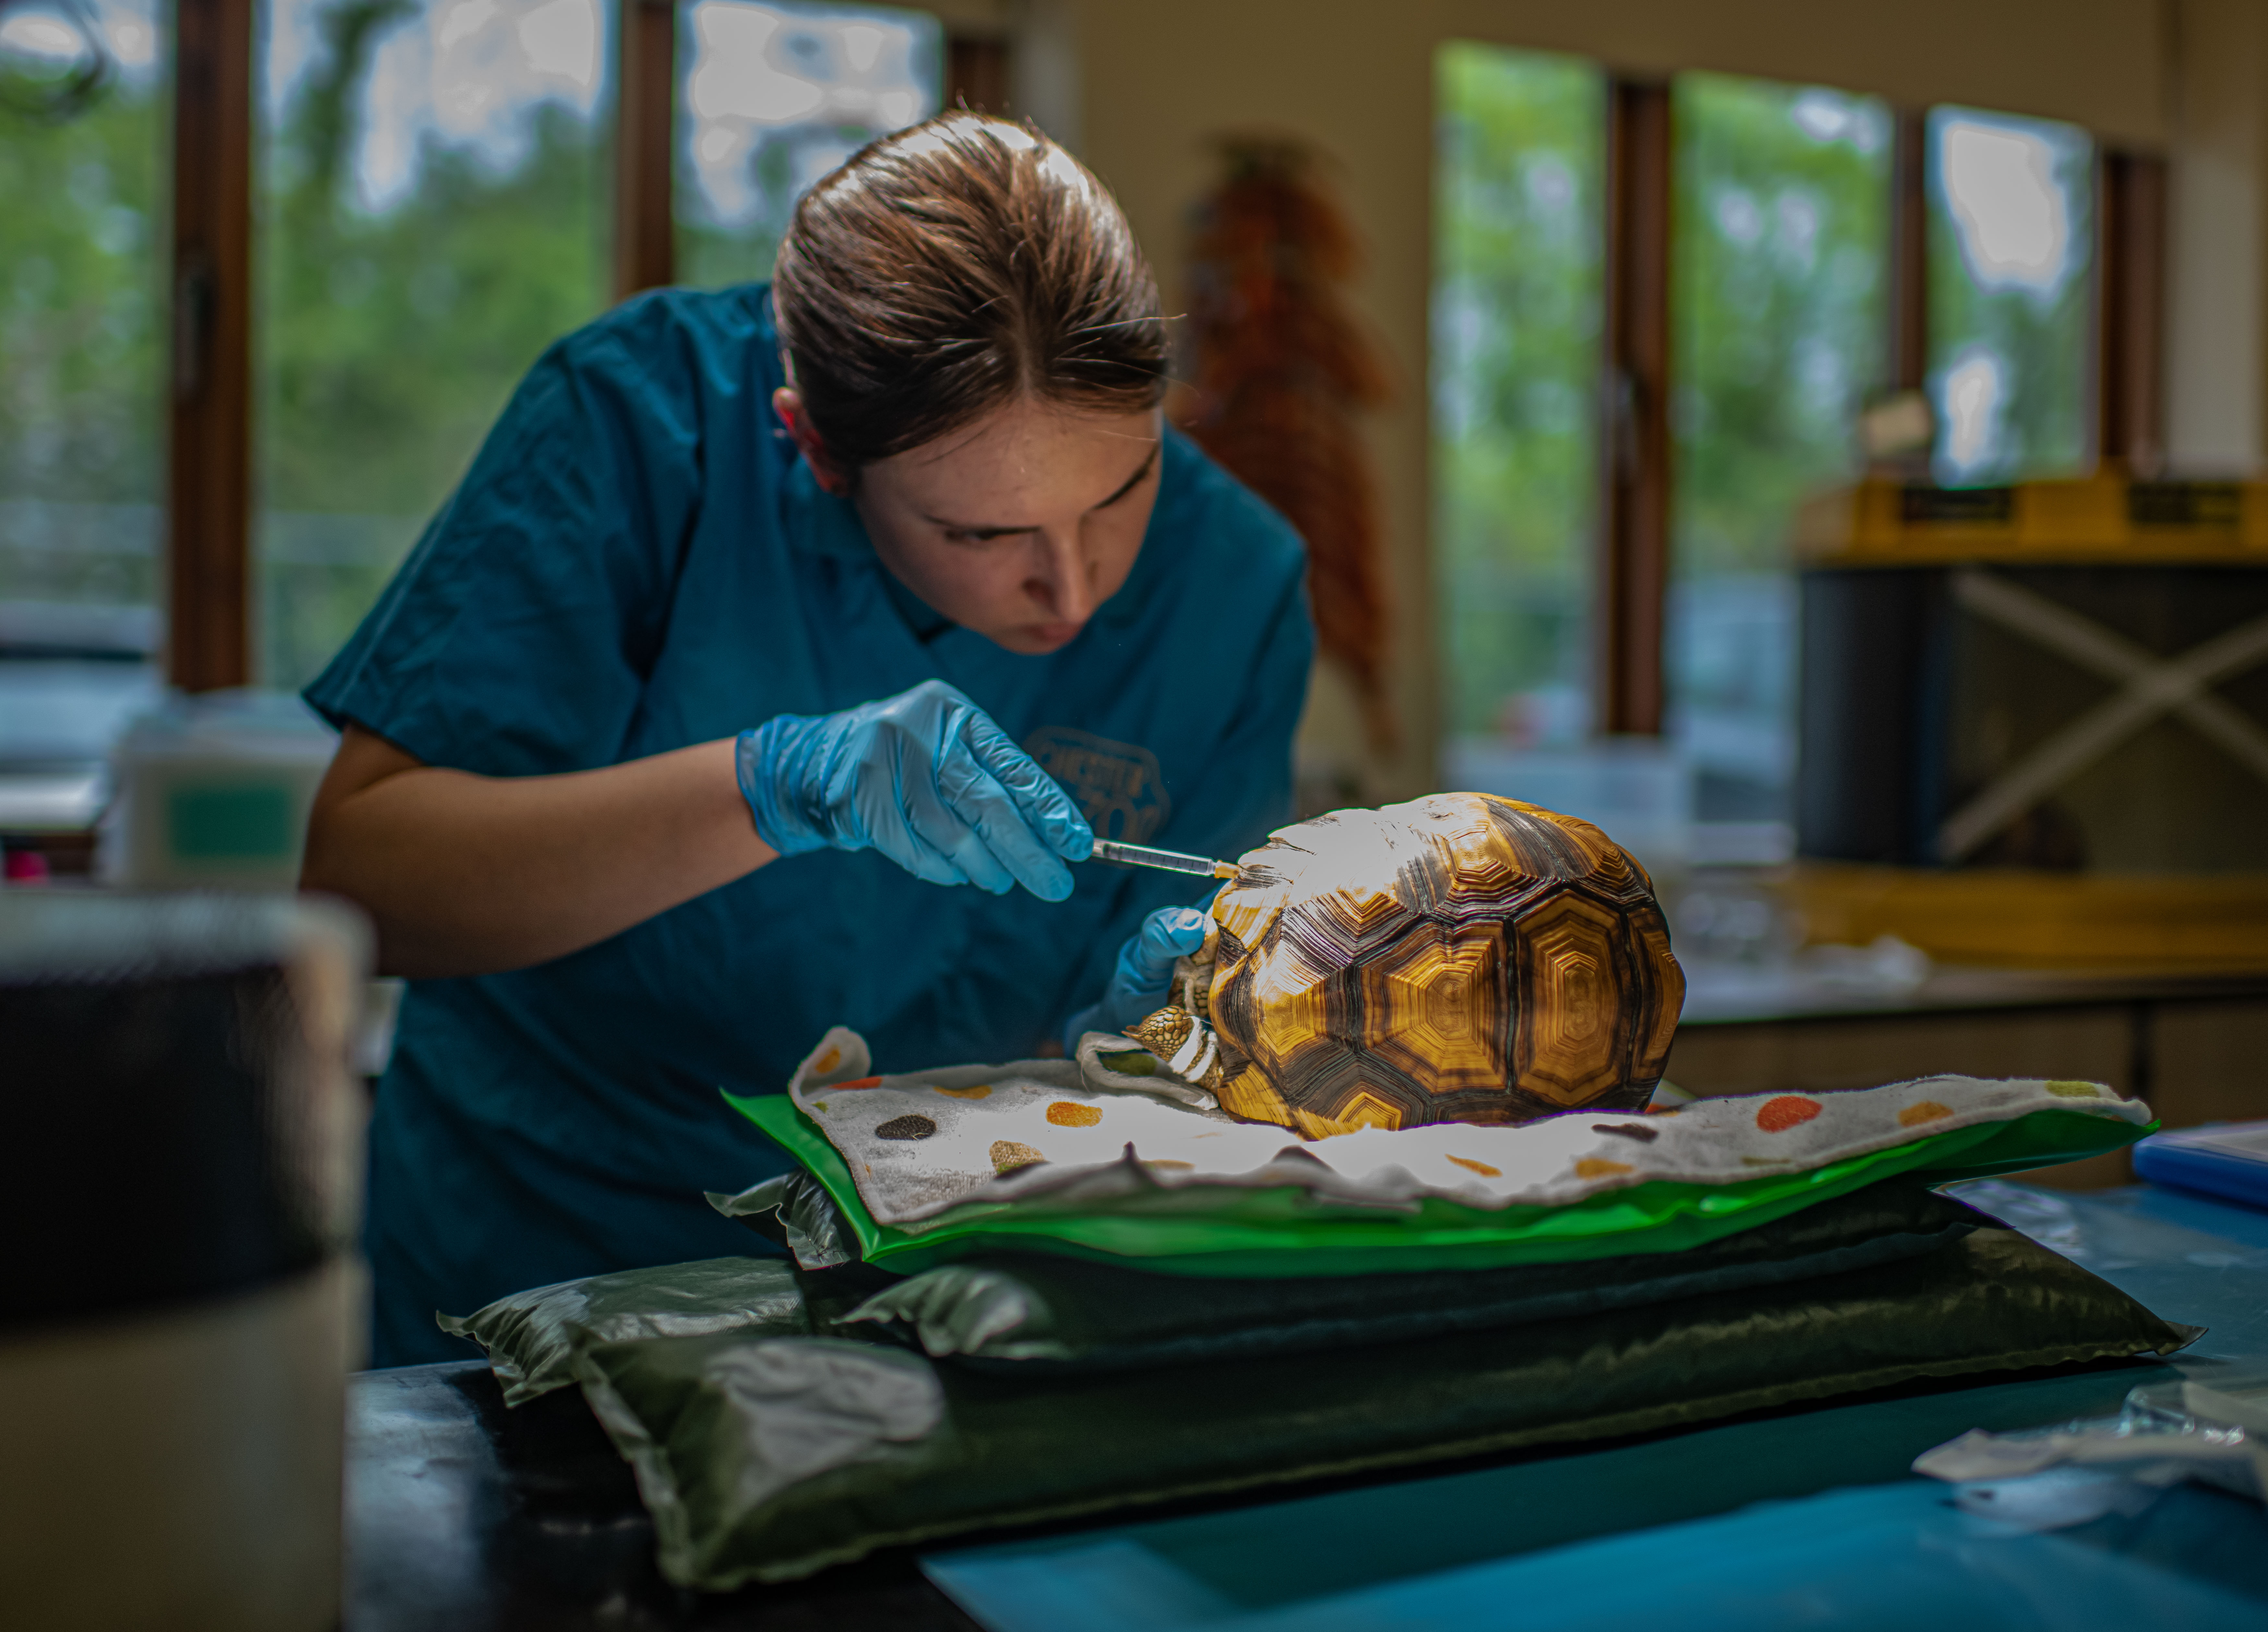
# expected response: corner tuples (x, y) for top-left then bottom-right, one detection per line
(305, 285), (1314, 1365)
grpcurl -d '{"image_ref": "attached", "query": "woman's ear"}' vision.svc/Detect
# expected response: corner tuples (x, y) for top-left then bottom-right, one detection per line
(773, 388), (851, 496)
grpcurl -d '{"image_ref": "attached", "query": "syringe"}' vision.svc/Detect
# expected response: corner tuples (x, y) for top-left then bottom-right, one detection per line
(1088, 839), (1244, 882)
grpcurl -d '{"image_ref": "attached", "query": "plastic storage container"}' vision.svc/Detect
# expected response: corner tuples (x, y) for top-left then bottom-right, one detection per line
(100, 690), (338, 889)
(2132, 1120), (2268, 1211)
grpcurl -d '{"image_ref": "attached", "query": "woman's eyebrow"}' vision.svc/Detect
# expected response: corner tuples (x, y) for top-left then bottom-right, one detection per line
(1093, 441), (1162, 509)
(922, 440), (1162, 534)
(925, 519), (1040, 538)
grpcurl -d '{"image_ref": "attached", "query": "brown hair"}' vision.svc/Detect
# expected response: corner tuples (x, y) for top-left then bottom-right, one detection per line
(772, 113), (1168, 469)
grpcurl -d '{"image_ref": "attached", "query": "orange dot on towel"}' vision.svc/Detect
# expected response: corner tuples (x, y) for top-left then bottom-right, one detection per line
(1899, 1100), (1953, 1126)
(1756, 1095), (1822, 1133)
(832, 1076), (884, 1092)
(1046, 1101), (1103, 1127)
(1575, 1158), (1634, 1179)
(813, 1046), (841, 1074)
(934, 1084), (992, 1099)
(1446, 1155), (1502, 1179)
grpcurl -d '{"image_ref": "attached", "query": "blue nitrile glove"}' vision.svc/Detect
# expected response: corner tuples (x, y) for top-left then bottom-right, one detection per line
(737, 679), (1093, 899)
(1062, 905), (1212, 1051)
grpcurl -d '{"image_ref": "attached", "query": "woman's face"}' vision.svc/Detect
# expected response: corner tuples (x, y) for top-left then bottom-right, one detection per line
(777, 390), (1163, 655)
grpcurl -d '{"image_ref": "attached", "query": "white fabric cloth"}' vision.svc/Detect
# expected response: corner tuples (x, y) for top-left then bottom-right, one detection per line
(783, 1027), (2151, 1232)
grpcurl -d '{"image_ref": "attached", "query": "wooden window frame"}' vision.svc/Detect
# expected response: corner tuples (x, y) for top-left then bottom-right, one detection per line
(1597, 76), (1673, 738)
(166, 0), (255, 692)
(614, 0), (678, 300)
(2097, 150), (2168, 474)
(1888, 108), (1929, 398)
(946, 34), (1009, 114)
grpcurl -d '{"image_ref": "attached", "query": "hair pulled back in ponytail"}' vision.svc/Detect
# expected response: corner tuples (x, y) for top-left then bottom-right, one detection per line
(771, 113), (1169, 469)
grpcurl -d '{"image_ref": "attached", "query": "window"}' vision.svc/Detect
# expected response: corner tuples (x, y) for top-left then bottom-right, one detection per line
(675, 0), (939, 288)
(1927, 107), (2094, 484)
(1, 0), (163, 617)
(1670, 75), (1889, 828)
(1432, 44), (1602, 755)
(1431, 39), (2134, 879)
(0, 0), (987, 871)
(0, 0), (166, 795)
(255, 0), (615, 689)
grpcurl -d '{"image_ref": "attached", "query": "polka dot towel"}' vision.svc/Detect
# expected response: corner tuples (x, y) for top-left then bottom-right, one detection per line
(779, 1026), (2152, 1232)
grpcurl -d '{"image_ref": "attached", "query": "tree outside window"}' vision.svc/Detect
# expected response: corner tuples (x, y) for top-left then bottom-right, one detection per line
(1927, 106), (2094, 485)
(1432, 43), (1602, 751)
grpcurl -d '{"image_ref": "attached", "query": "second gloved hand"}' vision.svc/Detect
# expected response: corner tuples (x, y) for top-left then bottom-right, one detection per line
(738, 679), (1092, 899)
(1061, 904), (1211, 1051)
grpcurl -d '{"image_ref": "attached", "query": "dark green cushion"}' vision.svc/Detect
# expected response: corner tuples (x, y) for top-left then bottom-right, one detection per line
(571, 1226), (2199, 1588)
(832, 1180), (1986, 1370)
(437, 1256), (805, 1405)
(711, 1170), (857, 1271)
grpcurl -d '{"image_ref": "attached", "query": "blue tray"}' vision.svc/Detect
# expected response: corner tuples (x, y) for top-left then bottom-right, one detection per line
(2134, 1121), (2268, 1211)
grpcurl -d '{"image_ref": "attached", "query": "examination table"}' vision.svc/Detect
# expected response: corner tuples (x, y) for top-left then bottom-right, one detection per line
(343, 1178), (2268, 1632)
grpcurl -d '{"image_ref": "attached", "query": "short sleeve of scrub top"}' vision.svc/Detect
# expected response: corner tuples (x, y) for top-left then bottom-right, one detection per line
(305, 285), (1315, 1364)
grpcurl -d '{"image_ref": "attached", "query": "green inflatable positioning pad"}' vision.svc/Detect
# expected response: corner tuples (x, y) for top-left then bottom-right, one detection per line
(437, 1257), (807, 1405)
(438, 1182), (1977, 1397)
(717, 1172), (1996, 1372)
(813, 1181), (1990, 1371)
(568, 1223), (2200, 1589)
(717, 1028), (2155, 1277)
(447, 1181), (1976, 1393)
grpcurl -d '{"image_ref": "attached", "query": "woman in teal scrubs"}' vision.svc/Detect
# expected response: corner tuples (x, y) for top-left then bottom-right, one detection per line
(300, 114), (1313, 1365)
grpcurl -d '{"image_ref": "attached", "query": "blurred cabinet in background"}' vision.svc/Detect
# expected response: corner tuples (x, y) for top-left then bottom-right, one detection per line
(1792, 472), (2268, 967)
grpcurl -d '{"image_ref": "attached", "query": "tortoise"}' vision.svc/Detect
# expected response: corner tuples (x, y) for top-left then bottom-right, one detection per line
(1122, 792), (1684, 1138)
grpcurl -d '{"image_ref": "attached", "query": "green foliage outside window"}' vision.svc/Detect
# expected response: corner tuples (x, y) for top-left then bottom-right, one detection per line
(676, 120), (866, 290)
(1672, 75), (1886, 580)
(0, 59), (162, 607)
(256, 0), (611, 688)
(1926, 107), (2093, 485)
(1436, 51), (1892, 824)
(1432, 43), (1601, 745)
(671, 2), (939, 291)
(1669, 75), (1888, 818)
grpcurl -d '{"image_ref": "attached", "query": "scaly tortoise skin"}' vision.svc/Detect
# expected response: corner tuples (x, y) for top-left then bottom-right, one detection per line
(1144, 793), (1684, 1138)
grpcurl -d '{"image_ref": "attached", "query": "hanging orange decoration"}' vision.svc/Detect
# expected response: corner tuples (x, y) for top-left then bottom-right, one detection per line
(1179, 135), (1397, 750)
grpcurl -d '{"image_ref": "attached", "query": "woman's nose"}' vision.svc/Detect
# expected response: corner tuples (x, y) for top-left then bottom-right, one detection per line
(1028, 530), (1096, 623)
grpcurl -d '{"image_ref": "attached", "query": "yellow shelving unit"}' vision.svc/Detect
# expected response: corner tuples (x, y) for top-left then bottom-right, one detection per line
(1795, 469), (2268, 566)
(1791, 469), (2268, 970)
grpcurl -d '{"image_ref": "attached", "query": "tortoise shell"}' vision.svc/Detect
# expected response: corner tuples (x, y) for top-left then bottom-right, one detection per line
(1198, 792), (1683, 1137)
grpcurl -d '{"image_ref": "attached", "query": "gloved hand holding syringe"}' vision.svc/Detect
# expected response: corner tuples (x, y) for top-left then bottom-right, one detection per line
(1062, 843), (1248, 1050)
(734, 678), (1243, 1051)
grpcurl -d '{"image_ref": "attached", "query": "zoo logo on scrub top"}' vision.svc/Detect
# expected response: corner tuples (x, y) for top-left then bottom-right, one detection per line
(1024, 726), (1172, 844)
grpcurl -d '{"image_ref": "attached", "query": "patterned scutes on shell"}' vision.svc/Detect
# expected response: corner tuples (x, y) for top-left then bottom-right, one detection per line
(1203, 792), (1684, 1138)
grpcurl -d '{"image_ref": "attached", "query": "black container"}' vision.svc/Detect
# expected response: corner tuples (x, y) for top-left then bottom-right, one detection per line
(0, 893), (368, 1631)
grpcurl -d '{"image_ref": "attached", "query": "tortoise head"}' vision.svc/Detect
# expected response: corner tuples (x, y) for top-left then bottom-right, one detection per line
(1200, 792), (1683, 1137)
